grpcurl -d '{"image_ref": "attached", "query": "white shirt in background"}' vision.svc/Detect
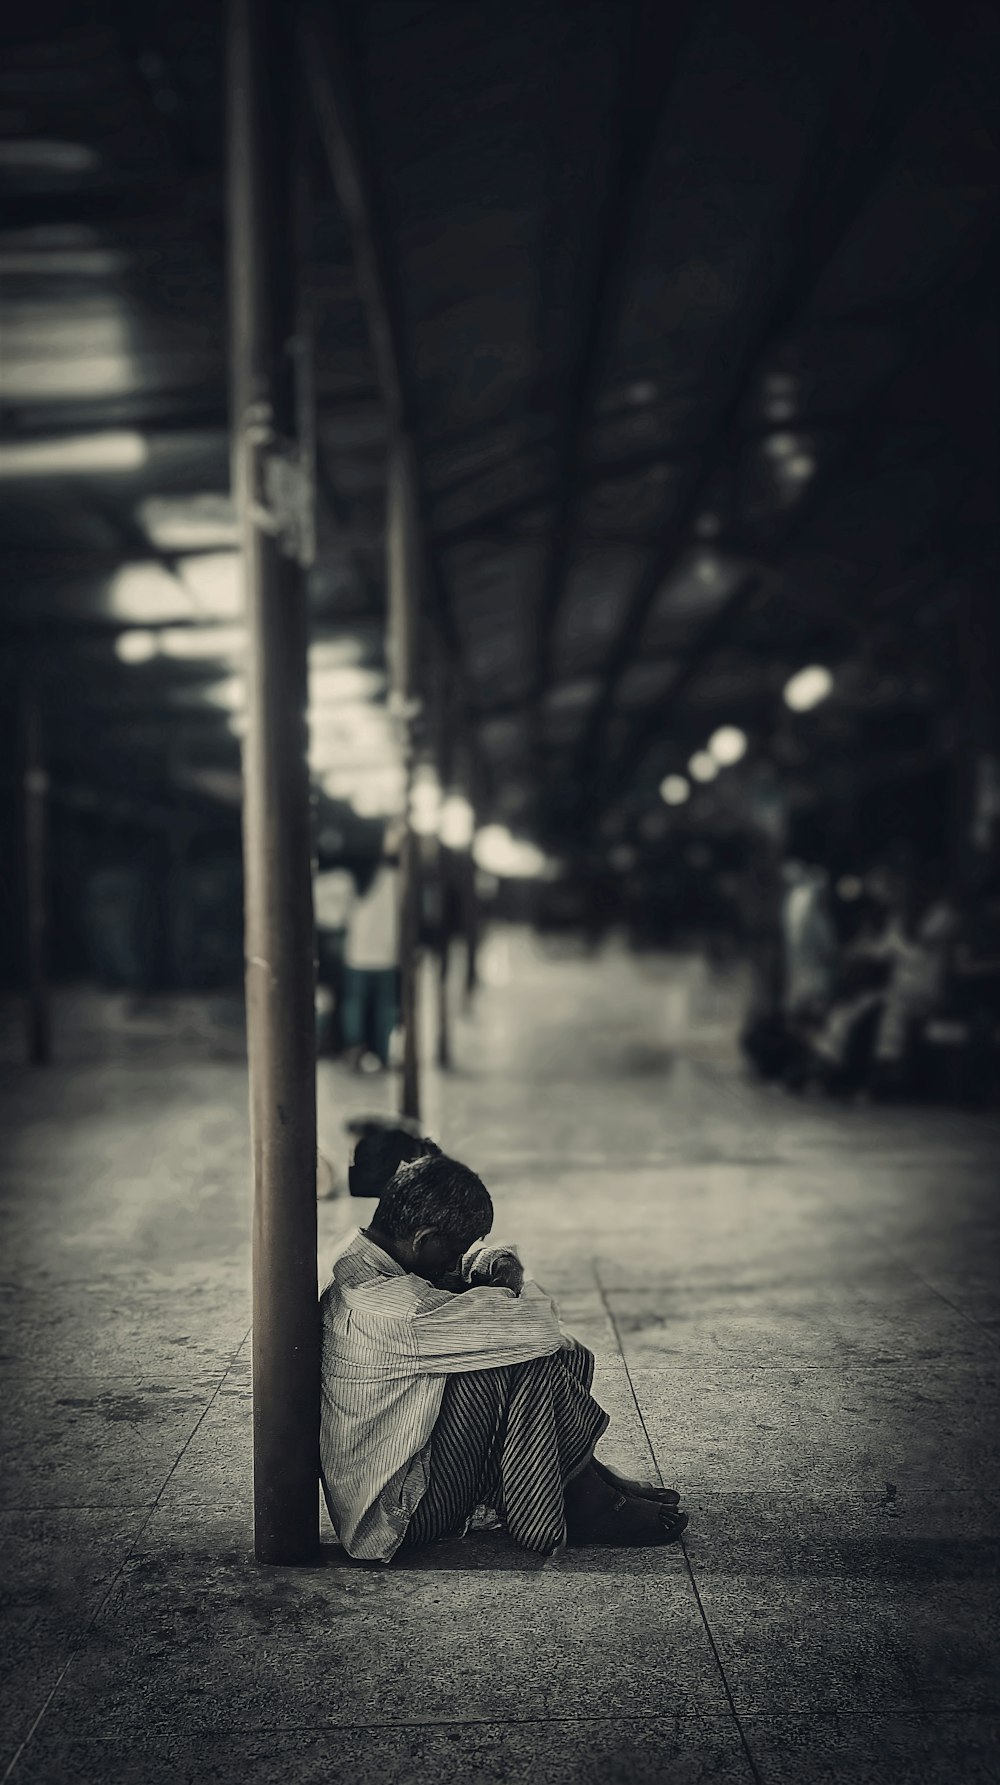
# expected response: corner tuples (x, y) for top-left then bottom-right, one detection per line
(344, 864), (400, 970)
(313, 868), (355, 933)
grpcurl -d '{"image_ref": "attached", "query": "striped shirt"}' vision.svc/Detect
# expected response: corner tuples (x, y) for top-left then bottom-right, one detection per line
(319, 1228), (566, 1562)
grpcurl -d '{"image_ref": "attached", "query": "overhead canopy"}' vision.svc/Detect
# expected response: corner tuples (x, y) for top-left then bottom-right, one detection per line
(1, 0), (998, 849)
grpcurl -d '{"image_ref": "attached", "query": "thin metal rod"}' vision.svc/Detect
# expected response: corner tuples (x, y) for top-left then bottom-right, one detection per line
(20, 685), (51, 1066)
(387, 434), (422, 1123)
(227, 0), (319, 1567)
(434, 838), (452, 1072)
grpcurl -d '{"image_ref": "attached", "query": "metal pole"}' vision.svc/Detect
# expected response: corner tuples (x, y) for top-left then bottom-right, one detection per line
(387, 433), (422, 1123)
(431, 653), (453, 1072)
(434, 839), (452, 1071)
(20, 685), (51, 1066)
(227, 0), (318, 1566)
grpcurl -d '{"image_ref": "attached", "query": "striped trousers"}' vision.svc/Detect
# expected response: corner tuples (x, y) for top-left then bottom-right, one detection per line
(401, 1340), (609, 1557)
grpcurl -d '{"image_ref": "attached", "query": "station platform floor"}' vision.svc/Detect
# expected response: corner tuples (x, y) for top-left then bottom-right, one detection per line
(2, 932), (999, 1784)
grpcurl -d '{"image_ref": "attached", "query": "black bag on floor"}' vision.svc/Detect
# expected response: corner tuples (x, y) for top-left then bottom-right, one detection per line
(346, 1115), (440, 1197)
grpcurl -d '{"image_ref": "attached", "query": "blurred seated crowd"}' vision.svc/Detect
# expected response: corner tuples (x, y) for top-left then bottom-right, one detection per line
(743, 854), (1000, 1108)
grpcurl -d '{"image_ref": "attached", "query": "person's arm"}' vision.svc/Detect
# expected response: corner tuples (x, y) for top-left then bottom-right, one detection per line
(434, 1243), (525, 1297)
(412, 1279), (564, 1374)
(463, 1242), (525, 1295)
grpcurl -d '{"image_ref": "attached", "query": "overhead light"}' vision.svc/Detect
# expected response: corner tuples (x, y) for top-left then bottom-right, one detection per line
(695, 513), (721, 539)
(410, 765), (442, 837)
(0, 431), (148, 480)
(228, 713), (247, 738)
(473, 825), (548, 879)
(350, 766), (406, 819)
(660, 774), (690, 807)
(836, 874), (864, 902)
(784, 452), (815, 481)
(695, 555), (719, 586)
(689, 750), (719, 783)
(764, 371), (797, 399)
(309, 666), (384, 706)
(0, 141), (99, 173)
(764, 396), (796, 422)
(763, 432), (798, 460)
(0, 244), (126, 276)
(309, 638), (366, 671)
(202, 676), (245, 711)
(159, 625), (245, 661)
(8, 355), (135, 402)
(115, 630), (158, 664)
(439, 793), (475, 850)
(108, 563), (193, 623)
(320, 769), (355, 800)
(309, 708), (394, 759)
(708, 726), (748, 766)
(138, 495), (238, 552)
(625, 380), (657, 406)
(179, 552), (242, 619)
(783, 665), (833, 713)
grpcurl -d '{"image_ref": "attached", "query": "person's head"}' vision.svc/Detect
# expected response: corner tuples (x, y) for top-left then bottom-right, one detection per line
(370, 1152), (493, 1281)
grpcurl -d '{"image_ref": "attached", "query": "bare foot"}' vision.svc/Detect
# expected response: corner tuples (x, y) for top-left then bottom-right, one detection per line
(593, 1457), (680, 1507)
(564, 1463), (687, 1548)
(567, 1491), (688, 1548)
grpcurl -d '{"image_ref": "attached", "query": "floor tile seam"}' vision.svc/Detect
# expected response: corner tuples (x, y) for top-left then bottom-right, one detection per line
(1, 1320), (254, 1785)
(594, 1268), (763, 1785)
(736, 1707), (999, 1721)
(0, 1503), (158, 1514)
(31, 1711), (750, 1737)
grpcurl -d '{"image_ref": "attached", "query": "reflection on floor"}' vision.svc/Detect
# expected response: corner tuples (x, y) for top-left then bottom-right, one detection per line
(2, 932), (999, 1784)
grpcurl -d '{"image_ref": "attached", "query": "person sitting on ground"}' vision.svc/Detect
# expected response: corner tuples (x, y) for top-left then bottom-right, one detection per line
(319, 1143), (687, 1562)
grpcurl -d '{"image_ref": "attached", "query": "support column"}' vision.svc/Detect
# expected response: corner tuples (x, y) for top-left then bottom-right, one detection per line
(227, 0), (318, 1566)
(386, 434), (422, 1123)
(432, 654), (454, 1073)
(434, 840), (452, 1071)
(20, 685), (51, 1065)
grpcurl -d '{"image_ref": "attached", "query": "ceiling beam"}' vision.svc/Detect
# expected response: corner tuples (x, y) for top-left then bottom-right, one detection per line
(300, 0), (497, 799)
(596, 239), (998, 815)
(300, 0), (463, 662)
(568, 4), (975, 800)
(531, 0), (699, 704)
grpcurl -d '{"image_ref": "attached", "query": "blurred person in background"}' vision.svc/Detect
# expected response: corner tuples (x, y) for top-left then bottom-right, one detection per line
(313, 856), (356, 1057)
(951, 877), (1000, 1103)
(781, 860), (838, 1024)
(777, 859), (839, 1089)
(810, 858), (960, 1098)
(868, 866), (960, 1096)
(341, 821), (403, 1073)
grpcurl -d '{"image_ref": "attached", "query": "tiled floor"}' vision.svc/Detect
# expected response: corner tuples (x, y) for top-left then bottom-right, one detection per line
(1, 932), (998, 1783)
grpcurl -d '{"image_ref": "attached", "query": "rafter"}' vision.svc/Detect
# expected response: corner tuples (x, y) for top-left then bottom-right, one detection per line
(531, 0), (699, 705)
(568, 5), (974, 801)
(595, 239), (998, 816)
(300, 1), (472, 669)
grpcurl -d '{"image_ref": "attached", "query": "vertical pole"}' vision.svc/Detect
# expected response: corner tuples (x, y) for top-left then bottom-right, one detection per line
(435, 839), (452, 1071)
(433, 653), (453, 1072)
(387, 434), (422, 1122)
(227, 0), (318, 1566)
(462, 758), (481, 1008)
(20, 685), (51, 1066)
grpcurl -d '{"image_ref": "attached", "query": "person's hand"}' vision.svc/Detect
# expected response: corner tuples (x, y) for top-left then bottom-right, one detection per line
(464, 1245), (524, 1296)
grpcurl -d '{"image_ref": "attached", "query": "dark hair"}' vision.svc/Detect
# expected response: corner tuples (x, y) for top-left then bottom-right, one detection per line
(374, 1153), (493, 1245)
